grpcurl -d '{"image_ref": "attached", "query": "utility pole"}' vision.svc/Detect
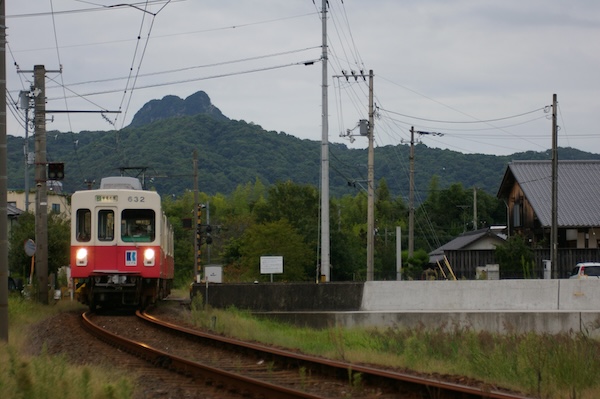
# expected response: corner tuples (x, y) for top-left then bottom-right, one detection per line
(551, 94), (558, 278)
(473, 187), (478, 231)
(337, 70), (375, 280)
(34, 66), (49, 304)
(19, 89), (33, 211)
(319, 0), (330, 282)
(1, 0), (9, 341)
(366, 70), (375, 281)
(408, 127), (444, 260)
(408, 127), (415, 259)
(193, 150), (199, 281)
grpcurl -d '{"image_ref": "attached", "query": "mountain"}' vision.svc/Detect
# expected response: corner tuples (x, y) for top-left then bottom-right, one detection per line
(7, 91), (600, 201)
(128, 91), (228, 127)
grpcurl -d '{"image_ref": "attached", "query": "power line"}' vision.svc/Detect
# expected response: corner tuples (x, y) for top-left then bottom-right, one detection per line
(379, 106), (547, 124)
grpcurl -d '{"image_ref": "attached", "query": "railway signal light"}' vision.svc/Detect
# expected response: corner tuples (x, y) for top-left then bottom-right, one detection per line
(47, 162), (65, 180)
(196, 225), (213, 245)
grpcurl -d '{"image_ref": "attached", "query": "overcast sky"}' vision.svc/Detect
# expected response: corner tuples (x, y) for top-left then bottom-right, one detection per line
(6, 0), (600, 156)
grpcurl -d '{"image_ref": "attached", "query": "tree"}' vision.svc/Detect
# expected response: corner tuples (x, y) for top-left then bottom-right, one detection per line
(494, 235), (534, 278)
(8, 212), (70, 282)
(239, 220), (312, 282)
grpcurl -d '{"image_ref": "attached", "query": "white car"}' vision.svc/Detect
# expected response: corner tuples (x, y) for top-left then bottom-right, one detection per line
(569, 262), (600, 279)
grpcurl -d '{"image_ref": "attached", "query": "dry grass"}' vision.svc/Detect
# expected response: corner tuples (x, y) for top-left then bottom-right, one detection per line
(1, 296), (133, 399)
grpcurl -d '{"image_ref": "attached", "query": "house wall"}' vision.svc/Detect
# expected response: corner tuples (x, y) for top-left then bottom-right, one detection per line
(506, 184), (600, 250)
(8, 191), (70, 218)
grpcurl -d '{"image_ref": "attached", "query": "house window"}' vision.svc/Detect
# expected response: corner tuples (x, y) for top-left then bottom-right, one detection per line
(513, 200), (522, 227)
(51, 203), (61, 213)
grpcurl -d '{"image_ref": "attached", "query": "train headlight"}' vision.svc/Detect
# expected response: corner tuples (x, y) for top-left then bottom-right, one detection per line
(144, 248), (155, 266)
(76, 248), (88, 266)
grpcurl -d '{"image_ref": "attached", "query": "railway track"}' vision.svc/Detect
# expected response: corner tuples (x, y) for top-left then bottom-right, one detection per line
(81, 309), (533, 399)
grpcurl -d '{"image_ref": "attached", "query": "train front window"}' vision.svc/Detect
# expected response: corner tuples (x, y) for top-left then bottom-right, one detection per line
(121, 209), (155, 242)
(98, 210), (115, 241)
(76, 209), (91, 242)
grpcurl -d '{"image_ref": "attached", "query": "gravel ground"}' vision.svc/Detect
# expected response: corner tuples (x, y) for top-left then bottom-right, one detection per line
(24, 302), (232, 399)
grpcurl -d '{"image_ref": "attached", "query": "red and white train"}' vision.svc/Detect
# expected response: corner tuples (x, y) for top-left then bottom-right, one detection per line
(70, 176), (174, 310)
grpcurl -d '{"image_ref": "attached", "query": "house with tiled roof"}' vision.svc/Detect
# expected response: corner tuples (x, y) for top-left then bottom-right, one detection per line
(497, 160), (600, 249)
(428, 227), (507, 279)
(429, 227), (506, 263)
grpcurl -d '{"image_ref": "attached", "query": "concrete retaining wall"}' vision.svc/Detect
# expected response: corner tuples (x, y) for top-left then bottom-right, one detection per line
(255, 310), (600, 337)
(361, 280), (600, 311)
(193, 279), (600, 335)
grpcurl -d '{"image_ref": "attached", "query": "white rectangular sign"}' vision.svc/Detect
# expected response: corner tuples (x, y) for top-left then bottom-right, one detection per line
(260, 256), (283, 274)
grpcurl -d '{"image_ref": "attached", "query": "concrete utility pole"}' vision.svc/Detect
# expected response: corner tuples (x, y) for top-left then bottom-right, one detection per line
(1, 0), (9, 342)
(34, 66), (49, 304)
(366, 70), (375, 281)
(319, 0), (330, 282)
(551, 93), (558, 278)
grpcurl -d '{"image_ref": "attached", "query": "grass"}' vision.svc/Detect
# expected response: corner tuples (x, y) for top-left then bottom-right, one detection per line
(188, 297), (600, 398)
(0, 295), (134, 399)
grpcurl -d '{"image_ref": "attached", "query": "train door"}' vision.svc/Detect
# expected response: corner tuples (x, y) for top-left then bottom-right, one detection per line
(96, 207), (118, 270)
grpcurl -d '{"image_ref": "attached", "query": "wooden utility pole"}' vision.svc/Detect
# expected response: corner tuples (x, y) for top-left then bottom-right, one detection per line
(473, 187), (478, 230)
(408, 127), (415, 259)
(551, 94), (558, 278)
(408, 128), (443, 260)
(193, 150), (199, 280)
(366, 70), (375, 281)
(34, 66), (49, 304)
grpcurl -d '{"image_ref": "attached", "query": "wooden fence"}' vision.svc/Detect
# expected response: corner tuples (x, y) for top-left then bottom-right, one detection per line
(444, 248), (600, 279)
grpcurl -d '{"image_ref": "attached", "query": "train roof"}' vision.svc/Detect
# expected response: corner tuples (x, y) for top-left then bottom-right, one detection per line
(99, 176), (143, 190)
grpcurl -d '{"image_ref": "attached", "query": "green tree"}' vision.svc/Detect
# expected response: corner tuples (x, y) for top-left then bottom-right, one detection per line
(494, 235), (534, 278)
(8, 212), (70, 282)
(239, 220), (312, 282)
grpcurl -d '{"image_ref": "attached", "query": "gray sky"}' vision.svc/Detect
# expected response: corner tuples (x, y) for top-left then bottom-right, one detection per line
(6, 1), (600, 155)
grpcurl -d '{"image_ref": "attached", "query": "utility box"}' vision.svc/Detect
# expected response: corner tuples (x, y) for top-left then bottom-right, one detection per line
(204, 265), (223, 283)
(359, 119), (369, 135)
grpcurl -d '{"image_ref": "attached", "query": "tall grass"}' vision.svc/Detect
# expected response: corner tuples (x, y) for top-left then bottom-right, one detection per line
(189, 299), (600, 398)
(1, 296), (134, 399)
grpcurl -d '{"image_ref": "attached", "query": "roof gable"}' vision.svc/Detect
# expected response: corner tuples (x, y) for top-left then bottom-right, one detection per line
(498, 160), (600, 227)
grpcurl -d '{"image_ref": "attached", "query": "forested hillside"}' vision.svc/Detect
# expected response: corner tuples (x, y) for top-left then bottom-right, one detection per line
(6, 91), (600, 201)
(7, 91), (600, 282)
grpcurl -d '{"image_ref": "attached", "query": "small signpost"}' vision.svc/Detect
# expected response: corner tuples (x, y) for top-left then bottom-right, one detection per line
(24, 239), (36, 284)
(260, 256), (283, 282)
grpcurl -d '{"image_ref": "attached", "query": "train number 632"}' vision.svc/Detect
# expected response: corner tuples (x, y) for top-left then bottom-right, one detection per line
(128, 196), (145, 203)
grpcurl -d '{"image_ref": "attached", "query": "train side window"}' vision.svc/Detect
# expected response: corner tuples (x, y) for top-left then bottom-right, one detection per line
(121, 209), (155, 242)
(76, 209), (91, 242)
(98, 209), (114, 241)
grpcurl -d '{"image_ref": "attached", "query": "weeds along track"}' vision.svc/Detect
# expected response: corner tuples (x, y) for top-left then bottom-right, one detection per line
(81, 309), (532, 399)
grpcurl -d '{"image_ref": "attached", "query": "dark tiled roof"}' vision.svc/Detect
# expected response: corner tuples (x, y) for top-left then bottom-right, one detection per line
(7, 203), (23, 217)
(429, 228), (506, 263)
(498, 160), (600, 228)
